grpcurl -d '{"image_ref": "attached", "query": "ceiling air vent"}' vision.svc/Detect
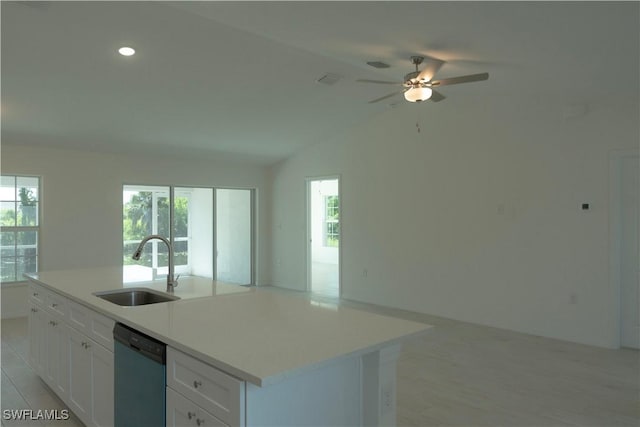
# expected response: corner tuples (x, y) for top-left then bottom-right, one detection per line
(366, 61), (390, 69)
(316, 73), (341, 85)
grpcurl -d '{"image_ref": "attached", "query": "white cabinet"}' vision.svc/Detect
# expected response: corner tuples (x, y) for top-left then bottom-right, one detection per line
(166, 387), (226, 427)
(28, 283), (114, 427)
(166, 347), (244, 427)
(28, 282), (68, 396)
(27, 304), (46, 374)
(67, 314), (115, 427)
(91, 340), (114, 427)
(44, 314), (69, 399)
(68, 327), (92, 421)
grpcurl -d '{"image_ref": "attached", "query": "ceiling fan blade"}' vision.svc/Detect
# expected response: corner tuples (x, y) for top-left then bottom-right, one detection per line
(357, 79), (401, 85)
(417, 56), (446, 81)
(368, 91), (402, 104)
(429, 90), (446, 102)
(431, 72), (489, 87)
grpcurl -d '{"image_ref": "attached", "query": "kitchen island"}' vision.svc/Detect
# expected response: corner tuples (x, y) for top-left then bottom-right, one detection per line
(25, 267), (431, 426)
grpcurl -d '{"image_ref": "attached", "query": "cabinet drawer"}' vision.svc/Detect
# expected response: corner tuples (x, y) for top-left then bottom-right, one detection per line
(166, 387), (227, 427)
(28, 283), (46, 305)
(45, 292), (67, 319)
(67, 300), (90, 334)
(89, 311), (114, 351)
(68, 300), (114, 350)
(167, 348), (244, 426)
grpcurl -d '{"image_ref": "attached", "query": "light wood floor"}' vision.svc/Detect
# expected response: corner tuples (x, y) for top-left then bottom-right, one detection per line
(2, 289), (639, 426)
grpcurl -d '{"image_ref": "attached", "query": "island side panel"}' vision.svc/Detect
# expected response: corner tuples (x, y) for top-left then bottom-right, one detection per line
(245, 355), (362, 426)
(362, 343), (402, 426)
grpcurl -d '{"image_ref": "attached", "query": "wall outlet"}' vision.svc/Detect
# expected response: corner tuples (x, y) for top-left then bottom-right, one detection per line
(569, 293), (578, 304)
(362, 269), (368, 278)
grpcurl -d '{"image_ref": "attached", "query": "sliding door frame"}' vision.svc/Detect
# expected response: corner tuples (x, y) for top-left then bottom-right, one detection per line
(213, 187), (256, 286)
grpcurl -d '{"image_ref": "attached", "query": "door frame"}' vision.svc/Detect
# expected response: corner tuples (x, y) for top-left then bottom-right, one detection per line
(306, 175), (341, 297)
(609, 148), (639, 348)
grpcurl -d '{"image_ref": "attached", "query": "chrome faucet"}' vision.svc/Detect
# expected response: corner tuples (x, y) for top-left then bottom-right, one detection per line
(132, 235), (178, 293)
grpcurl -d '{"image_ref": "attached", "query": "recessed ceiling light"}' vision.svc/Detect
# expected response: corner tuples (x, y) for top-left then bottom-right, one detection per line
(118, 47), (135, 57)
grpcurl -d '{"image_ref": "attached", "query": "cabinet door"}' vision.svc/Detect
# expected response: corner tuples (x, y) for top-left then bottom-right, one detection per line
(167, 387), (195, 427)
(28, 305), (46, 375)
(43, 313), (57, 387)
(91, 341), (114, 427)
(49, 318), (69, 400)
(68, 327), (92, 424)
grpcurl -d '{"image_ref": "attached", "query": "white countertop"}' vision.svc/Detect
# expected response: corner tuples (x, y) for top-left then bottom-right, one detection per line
(26, 268), (432, 386)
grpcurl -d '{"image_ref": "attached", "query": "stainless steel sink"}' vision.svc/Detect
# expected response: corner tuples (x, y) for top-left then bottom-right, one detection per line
(93, 288), (179, 306)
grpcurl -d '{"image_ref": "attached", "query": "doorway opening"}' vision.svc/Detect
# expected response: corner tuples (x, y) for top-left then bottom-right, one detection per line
(611, 150), (639, 349)
(307, 178), (340, 297)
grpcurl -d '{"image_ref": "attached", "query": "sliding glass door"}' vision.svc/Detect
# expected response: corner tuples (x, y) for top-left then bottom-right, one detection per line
(180, 187), (214, 278)
(215, 189), (253, 285)
(122, 186), (172, 282)
(123, 185), (253, 285)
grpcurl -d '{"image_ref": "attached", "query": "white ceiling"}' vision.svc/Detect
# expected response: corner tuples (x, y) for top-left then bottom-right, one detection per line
(2, 1), (638, 165)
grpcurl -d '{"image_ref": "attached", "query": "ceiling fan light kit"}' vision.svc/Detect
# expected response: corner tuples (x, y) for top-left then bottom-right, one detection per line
(358, 55), (489, 104)
(404, 86), (432, 102)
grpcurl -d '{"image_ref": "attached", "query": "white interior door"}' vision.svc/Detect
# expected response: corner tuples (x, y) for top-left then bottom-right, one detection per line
(620, 154), (639, 348)
(307, 178), (340, 297)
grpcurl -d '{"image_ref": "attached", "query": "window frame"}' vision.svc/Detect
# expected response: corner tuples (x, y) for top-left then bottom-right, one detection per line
(323, 195), (339, 248)
(1, 175), (41, 286)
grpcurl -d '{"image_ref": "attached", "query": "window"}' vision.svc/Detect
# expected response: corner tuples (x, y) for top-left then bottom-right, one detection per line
(1, 175), (40, 284)
(324, 195), (339, 247)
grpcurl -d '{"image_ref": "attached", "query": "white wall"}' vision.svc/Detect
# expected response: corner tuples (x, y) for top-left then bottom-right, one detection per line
(270, 96), (639, 349)
(1, 144), (271, 317)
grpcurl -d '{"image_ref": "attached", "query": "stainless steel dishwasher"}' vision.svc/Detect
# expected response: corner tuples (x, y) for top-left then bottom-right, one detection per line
(113, 323), (166, 427)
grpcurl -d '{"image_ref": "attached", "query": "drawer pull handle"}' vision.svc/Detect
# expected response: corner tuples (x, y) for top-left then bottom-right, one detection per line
(31, 308), (37, 313)
(51, 303), (58, 308)
(196, 419), (204, 426)
(82, 342), (91, 349)
(193, 380), (202, 388)
(33, 292), (38, 296)
(187, 412), (195, 420)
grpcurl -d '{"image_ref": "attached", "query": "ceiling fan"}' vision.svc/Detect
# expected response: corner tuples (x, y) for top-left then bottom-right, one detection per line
(357, 55), (489, 104)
